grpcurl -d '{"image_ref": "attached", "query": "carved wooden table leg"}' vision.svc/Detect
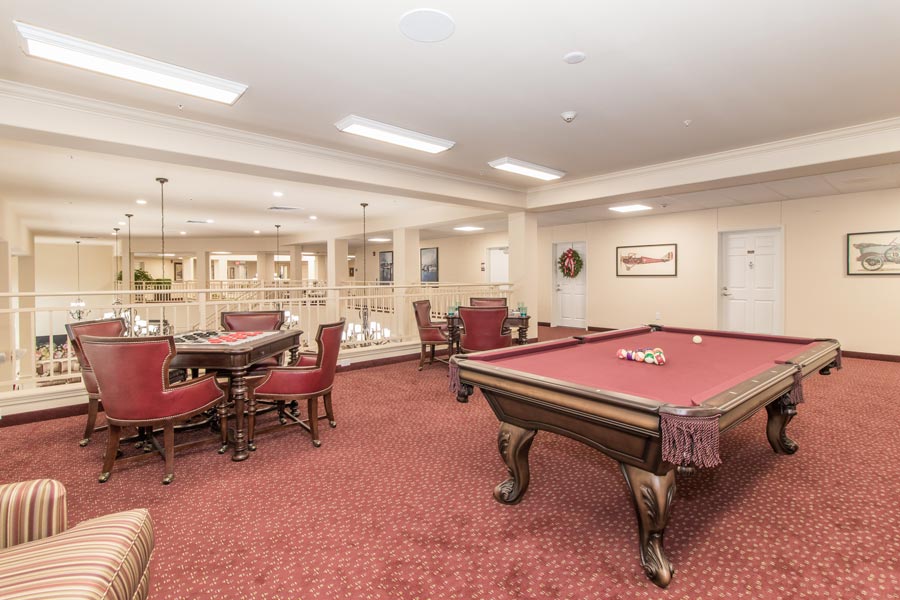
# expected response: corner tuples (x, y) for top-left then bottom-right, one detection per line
(447, 320), (460, 355)
(455, 383), (473, 403)
(620, 463), (676, 588)
(231, 366), (250, 461)
(517, 325), (528, 345)
(493, 422), (537, 504)
(289, 346), (299, 365)
(766, 395), (799, 454)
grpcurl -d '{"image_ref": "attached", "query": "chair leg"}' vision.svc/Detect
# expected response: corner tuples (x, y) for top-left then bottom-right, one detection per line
(99, 424), (122, 483)
(218, 400), (228, 454)
(324, 392), (336, 428)
(162, 424), (175, 485)
(430, 344), (436, 364)
(248, 395), (257, 452)
(80, 396), (99, 446)
(308, 396), (321, 447)
(418, 344), (427, 371)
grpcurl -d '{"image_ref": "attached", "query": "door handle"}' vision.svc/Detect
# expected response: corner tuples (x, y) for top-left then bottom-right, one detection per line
(556, 286), (561, 291)
(721, 292), (732, 296)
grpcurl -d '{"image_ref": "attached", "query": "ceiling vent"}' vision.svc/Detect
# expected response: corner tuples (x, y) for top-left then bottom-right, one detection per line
(185, 219), (210, 224)
(268, 206), (300, 211)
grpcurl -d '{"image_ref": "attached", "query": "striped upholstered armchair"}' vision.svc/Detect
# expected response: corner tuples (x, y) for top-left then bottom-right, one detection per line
(0, 479), (154, 599)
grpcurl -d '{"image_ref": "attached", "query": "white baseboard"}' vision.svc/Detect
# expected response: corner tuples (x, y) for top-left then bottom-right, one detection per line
(0, 383), (88, 418)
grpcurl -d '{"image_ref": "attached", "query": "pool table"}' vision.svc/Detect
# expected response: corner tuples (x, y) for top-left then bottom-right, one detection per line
(451, 325), (841, 588)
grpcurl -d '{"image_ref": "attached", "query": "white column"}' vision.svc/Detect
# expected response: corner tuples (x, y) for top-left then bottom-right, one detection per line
(392, 227), (420, 285)
(326, 238), (348, 321)
(290, 245), (304, 282)
(0, 242), (14, 381)
(508, 212), (539, 324)
(392, 227), (420, 340)
(15, 254), (36, 382)
(257, 252), (274, 281)
(182, 256), (195, 281)
(194, 251), (209, 286)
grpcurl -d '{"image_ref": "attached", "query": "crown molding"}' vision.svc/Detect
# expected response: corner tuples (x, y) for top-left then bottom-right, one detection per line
(527, 113), (900, 206)
(0, 79), (526, 195)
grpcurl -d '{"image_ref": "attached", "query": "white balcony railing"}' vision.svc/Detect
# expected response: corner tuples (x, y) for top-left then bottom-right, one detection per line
(0, 282), (510, 392)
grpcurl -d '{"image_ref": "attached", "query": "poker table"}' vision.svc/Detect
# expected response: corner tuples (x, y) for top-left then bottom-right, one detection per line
(169, 329), (302, 461)
(451, 325), (841, 587)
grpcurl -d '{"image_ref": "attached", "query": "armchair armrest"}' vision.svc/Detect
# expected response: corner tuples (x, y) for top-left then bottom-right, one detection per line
(418, 325), (450, 343)
(0, 479), (67, 549)
(291, 351), (319, 367)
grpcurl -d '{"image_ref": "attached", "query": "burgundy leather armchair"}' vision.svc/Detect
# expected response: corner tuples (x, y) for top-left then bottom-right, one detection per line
(221, 310), (286, 374)
(469, 297), (507, 307)
(413, 299), (452, 370)
(65, 317), (127, 447)
(247, 319), (344, 448)
(458, 306), (512, 353)
(80, 335), (225, 485)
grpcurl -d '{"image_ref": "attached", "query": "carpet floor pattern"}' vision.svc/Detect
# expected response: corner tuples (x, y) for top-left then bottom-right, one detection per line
(1, 357), (898, 599)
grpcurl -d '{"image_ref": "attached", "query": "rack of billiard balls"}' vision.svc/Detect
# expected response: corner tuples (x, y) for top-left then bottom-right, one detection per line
(617, 347), (666, 365)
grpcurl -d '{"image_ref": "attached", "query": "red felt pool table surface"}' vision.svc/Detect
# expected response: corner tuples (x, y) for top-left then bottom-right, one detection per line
(475, 327), (819, 407)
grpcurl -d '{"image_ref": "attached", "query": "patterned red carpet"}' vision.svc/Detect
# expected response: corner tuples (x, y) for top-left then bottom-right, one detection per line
(2, 357), (899, 599)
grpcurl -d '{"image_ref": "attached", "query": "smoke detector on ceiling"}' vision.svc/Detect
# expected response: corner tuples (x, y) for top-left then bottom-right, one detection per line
(561, 111), (577, 123)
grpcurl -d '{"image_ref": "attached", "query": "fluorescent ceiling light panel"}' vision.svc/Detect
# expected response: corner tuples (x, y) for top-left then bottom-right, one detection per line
(488, 157), (565, 181)
(453, 226), (484, 232)
(14, 21), (248, 104)
(335, 115), (455, 154)
(608, 204), (653, 213)
(368, 237), (391, 243)
(210, 251), (231, 255)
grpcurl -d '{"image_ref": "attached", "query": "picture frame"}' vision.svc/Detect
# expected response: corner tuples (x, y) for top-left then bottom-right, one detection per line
(847, 230), (900, 275)
(379, 250), (394, 282)
(616, 243), (677, 277)
(420, 247), (439, 282)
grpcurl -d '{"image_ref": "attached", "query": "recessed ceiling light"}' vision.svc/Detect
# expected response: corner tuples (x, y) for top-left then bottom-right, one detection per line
(158, 253), (176, 257)
(347, 255), (356, 259)
(399, 8), (455, 43)
(135, 199), (147, 205)
(117, 221), (126, 225)
(301, 252), (315, 256)
(563, 51), (586, 64)
(13, 21), (248, 104)
(211, 251), (231, 255)
(205, 219), (214, 223)
(179, 231), (187, 235)
(609, 204), (653, 213)
(335, 115), (455, 154)
(272, 191), (284, 197)
(454, 226), (484, 232)
(368, 237), (391, 243)
(253, 230), (261, 234)
(488, 157), (566, 181)
(309, 215), (318, 220)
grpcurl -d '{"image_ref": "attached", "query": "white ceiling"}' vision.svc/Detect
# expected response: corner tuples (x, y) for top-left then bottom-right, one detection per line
(3, 2), (900, 241)
(0, 139), (457, 238)
(4, 0), (900, 186)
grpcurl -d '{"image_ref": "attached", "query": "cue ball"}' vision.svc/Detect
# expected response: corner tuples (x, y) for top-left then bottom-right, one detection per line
(692, 335), (703, 344)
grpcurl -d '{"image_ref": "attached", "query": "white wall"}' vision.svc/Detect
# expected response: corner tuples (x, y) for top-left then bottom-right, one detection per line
(538, 189), (900, 354)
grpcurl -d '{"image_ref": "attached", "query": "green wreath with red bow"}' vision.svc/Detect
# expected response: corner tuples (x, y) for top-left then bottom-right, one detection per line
(557, 247), (583, 278)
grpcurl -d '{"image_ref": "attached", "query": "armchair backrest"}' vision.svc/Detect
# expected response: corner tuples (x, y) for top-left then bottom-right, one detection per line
(470, 297), (507, 307)
(221, 310), (284, 332)
(312, 319), (345, 387)
(412, 300), (434, 328)
(459, 306), (511, 352)
(79, 336), (175, 420)
(65, 318), (127, 395)
(65, 317), (128, 369)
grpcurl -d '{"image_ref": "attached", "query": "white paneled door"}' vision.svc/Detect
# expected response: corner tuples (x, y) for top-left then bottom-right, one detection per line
(718, 229), (783, 334)
(553, 241), (586, 328)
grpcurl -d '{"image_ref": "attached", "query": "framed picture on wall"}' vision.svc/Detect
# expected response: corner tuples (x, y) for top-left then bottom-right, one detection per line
(173, 261), (184, 282)
(420, 247), (439, 282)
(616, 243), (677, 277)
(379, 251), (393, 282)
(847, 230), (900, 275)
